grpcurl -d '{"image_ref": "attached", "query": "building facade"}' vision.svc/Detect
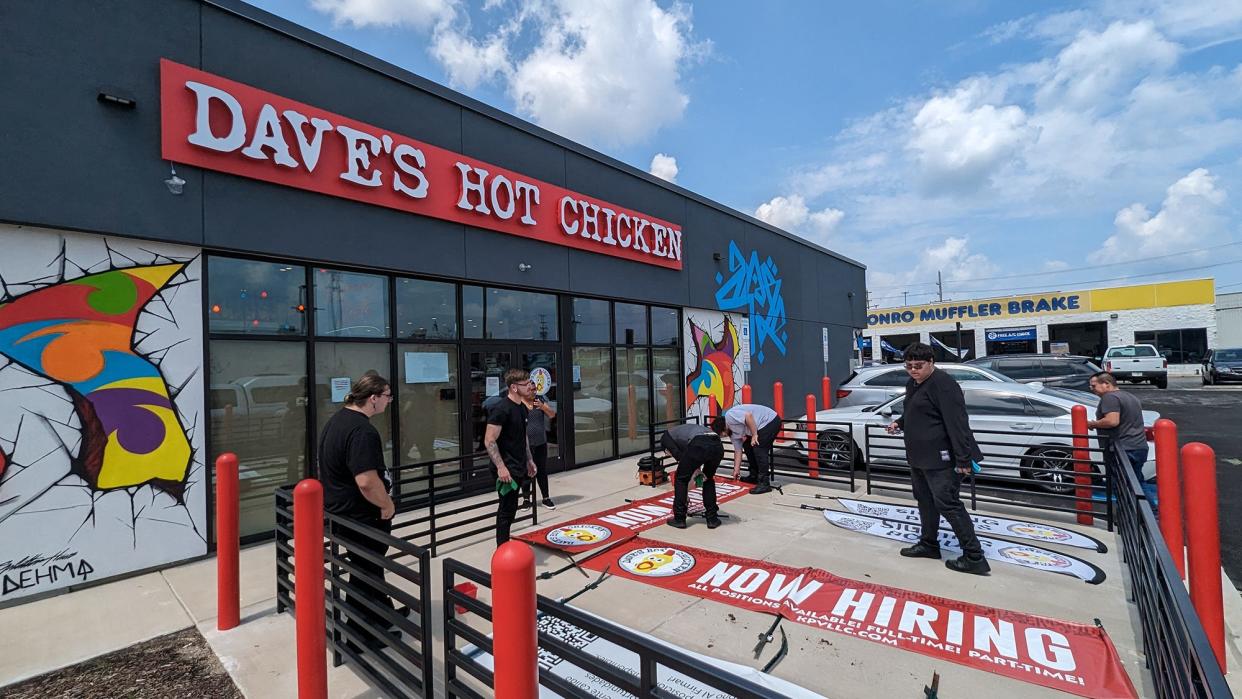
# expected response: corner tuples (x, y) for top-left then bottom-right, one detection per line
(864, 279), (1216, 373)
(0, 0), (865, 603)
(1217, 292), (1242, 348)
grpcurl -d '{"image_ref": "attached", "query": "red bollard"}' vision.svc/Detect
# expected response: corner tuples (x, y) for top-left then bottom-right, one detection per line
(742, 383), (752, 404)
(1071, 406), (1093, 525)
(216, 453), (240, 631)
(492, 541), (538, 698)
(294, 479), (327, 699)
(627, 384), (637, 440)
(663, 383), (675, 421)
(806, 394), (818, 479)
(773, 381), (784, 439)
(1155, 419), (1184, 579)
(822, 376), (832, 409)
(1183, 442), (1225, 672)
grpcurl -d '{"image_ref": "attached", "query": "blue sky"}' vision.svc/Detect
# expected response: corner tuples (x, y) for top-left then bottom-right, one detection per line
(246, 0), (1242, 307)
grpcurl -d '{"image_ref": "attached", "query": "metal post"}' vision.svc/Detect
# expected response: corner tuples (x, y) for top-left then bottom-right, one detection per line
(773, 381), (784, 439)
(955, 322), (963, 360)
(1154, 419), (1184, 579)
(741, 383), (752, 404)
(1183, 442), (1225, 672)
(215, 452), (240, 631)
(805, 394), (818, 479)
(1070, 405), (1093, 525)
(294, 479), (327, 699)
(492, 541), (538, 698)
(821, 376), (831, 409)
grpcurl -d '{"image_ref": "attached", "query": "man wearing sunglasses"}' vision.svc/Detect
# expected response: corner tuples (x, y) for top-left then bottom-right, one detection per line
(885, 343), (989, 575)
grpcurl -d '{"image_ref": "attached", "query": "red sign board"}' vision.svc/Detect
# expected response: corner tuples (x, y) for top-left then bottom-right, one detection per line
(159, 59), (683, 269)
(585, 537), (1138, 699)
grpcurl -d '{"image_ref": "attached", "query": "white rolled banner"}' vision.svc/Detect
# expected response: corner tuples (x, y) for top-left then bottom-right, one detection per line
(822, 510), (1106, 584)
(835, 497), (1106, 553)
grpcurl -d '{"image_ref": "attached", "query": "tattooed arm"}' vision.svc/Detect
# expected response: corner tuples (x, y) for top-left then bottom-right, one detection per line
(484, 423), (511, 482)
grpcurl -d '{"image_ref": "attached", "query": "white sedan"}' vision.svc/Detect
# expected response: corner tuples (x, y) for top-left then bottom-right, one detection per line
(776, 381), (1158, 493)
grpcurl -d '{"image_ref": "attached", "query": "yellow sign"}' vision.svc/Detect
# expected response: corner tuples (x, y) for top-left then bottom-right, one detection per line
(868, 279), (1214, 328)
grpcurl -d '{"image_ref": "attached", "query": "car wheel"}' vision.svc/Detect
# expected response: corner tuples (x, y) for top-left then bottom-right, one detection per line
(1023, 446), (1096, 495)
(816, 430), (860, 470)
(1155, 377), (1167, 389)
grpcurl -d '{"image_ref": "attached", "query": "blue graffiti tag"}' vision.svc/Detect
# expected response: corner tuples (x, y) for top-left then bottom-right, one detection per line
(714, 240), (787, 364)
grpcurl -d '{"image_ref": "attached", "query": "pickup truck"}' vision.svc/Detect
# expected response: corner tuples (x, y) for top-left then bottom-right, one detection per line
(1103, 344), (1168, 388)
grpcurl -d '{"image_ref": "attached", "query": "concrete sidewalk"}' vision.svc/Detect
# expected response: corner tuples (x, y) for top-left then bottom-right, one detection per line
(5, 456), (1242, 698)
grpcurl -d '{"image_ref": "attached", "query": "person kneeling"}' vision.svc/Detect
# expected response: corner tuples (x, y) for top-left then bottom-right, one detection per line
(660, 422), (727, 529)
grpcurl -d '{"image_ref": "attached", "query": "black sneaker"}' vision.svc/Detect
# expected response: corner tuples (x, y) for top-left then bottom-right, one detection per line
(945, 554), (990, 575)
(541, 498), (556, 510)
(899, 543), (942, 559)
(749, 483), (773, 495)
(706, 516), (722, 529)
(666, 519), (688, 529)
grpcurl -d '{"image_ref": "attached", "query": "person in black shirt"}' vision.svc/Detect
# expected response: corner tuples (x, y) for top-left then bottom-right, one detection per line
(660, 422), (727, 529)
(317, 371), (397, 646)
(886, 343), (989, 576)
(485, 368), (538, 545)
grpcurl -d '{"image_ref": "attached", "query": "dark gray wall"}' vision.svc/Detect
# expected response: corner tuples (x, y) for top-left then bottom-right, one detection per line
(0, 0), (866, 400)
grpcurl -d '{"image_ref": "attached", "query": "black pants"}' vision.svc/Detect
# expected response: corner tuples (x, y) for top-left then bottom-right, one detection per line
(672, 437), (725, 521)
(339, 515), (396, 637)
(741, 419), (780, 485)
(495, 467), (529, 546)
(910, 467), (982, 557)
(522, 443), (550, 500)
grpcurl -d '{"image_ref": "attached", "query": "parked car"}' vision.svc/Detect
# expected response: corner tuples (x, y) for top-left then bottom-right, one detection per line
(777, 381), (1158, 494)
(1202, 348), (1242, 385)
(834, 362), (1017, 409)
(966, 354), (1101, 392)
(1102, 344), (1168, 388)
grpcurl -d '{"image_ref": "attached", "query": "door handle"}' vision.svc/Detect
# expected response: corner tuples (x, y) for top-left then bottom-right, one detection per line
(1009, 423), (1035, 431)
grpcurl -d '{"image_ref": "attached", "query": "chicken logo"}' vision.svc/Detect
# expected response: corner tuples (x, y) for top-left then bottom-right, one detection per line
(1007, 524), (1072, 542)
(999, 546), (1072, 569)
(546, 524), (612, 547)
(619, 546), (696, 577)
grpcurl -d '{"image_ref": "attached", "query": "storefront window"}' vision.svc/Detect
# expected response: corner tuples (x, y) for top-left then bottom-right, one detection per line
(615, 303), (648, 345)
(486, 288), (558, 340)
(314, 268), (390, 338)
(1135, 328), (1208, 364)
(573, 347), (614, 463)
(651, 307), (679, 346)
(397, 278), (457, 340)
(652, 348), (682, 424)
(573, 298), (611, 343)
(463, 285), (484, 338)
(208, 257), (307, 335)
(397, 344), (459, 464)
(617, 348), (650, 455)
(313, 342), (393, 468)
(209, 341), (307, 538)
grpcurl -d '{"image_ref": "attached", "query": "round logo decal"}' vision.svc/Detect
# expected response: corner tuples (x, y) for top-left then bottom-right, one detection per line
(1006, 523), (1072, 542)
(998, 546), (1072, 568)
(547, 524), (612, 547)
(530, 367), (553, 396)
(618, 547), (697, 577)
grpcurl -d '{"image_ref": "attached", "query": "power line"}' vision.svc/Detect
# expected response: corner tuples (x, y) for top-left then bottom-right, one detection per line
(943, 258), (1242, 298)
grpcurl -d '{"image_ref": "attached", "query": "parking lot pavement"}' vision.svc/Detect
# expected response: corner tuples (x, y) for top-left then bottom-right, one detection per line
(1125, 377), (1242, 585)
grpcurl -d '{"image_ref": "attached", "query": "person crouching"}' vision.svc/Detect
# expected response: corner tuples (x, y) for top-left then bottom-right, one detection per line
(660, 422), (726, 529)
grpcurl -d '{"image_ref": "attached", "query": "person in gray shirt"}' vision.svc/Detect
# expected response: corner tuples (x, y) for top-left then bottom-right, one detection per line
(522, 390), (557, 509)
(1088, 372), (1155, 501)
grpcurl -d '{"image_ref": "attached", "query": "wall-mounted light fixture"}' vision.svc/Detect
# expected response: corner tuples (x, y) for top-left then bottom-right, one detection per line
(97, 89), (136, 109)
(1109, 313), (1119, 319)
(164, 163), (186, 195)
(712, 252), (723, 261)
(517, 263), (532, 272)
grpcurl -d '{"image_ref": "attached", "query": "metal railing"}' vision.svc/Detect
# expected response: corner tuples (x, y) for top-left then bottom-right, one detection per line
(274, 487), (435, 698)
(861, 424), (1115, 529)
(767, 418), (858, 491)
(387, 452), (538, 557)
(1111, 446), (1233, 698)
(441, 558), (787, 699)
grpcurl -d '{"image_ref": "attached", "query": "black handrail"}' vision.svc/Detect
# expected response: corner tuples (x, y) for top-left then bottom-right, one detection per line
(442, 558), (788, 699)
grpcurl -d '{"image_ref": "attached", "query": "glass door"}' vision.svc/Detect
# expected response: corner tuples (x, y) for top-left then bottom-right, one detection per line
(463, 345), (563, 472)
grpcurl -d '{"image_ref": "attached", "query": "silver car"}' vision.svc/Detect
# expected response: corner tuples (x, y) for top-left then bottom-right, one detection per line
(780, 381), (1159, 493)
(834, 363), (1018, 408)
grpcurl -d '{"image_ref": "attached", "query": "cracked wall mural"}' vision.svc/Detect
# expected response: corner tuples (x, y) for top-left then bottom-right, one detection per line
(0, 225), (205, 602)
(683, 309), (746, 421)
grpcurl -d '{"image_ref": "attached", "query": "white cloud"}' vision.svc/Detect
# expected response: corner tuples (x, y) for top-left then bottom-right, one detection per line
(310, 0), (458, 30)
(1043, 260), (1070, 271)
(649, 153), (679, 182)
(1035, 21), (1180, 111)
(1093, 168), (1228, 261)
(753, 195), (844, 244)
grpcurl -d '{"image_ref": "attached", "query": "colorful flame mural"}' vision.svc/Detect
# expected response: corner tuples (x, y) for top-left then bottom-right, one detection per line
(686, 315), (740, 411)
(0, 265), (192, 496)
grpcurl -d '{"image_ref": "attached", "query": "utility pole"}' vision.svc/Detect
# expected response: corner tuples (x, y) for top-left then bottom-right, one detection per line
(902, 291), (909, 306)
(937, 271), (944, 302)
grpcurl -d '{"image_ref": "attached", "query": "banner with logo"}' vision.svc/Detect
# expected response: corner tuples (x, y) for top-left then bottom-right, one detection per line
(464, 612), (829, 699)
(835, 498), (1107, 552)
(583, 537), (1136, 699)
(516, 479), (752, 553)
(822, 511), (1106, 584)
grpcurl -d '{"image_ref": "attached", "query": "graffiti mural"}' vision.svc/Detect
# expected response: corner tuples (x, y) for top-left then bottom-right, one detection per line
(714, 240), (787, 365)
(683, 309), (745, 420)
(0, 225), (205, 602)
